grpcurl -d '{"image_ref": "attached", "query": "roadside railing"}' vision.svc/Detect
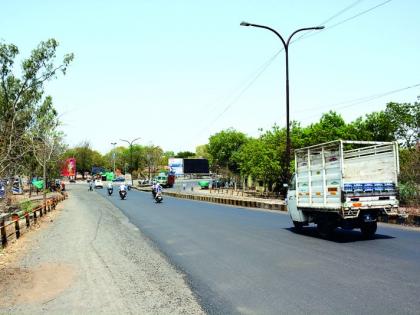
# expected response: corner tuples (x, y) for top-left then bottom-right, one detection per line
(209, 188), (284, 200)
(0, 193), (67, 248)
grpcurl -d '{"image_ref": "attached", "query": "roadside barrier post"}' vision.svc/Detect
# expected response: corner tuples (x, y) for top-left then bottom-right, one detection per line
(25, 213), (30, 228)
(1, 218), (7, 246)
(14, 218), (20, 239)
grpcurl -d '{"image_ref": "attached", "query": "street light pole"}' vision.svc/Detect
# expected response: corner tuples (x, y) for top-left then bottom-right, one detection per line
(120, 137), (141, 174)
(111, 142), (117, 174)
(240, 21), (324, 187)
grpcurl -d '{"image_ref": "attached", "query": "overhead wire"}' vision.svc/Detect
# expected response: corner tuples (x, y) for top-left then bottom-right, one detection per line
(192, 0), (393, 140)
(295, 82), (420, 121)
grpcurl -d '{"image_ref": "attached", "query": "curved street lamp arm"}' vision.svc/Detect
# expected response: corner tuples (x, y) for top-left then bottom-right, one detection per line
(286, 26), (324, 46)
(120, 137), (141, 146)
(243, 23), (287, 49)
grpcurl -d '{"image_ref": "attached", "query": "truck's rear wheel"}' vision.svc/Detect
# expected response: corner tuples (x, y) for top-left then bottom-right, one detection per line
(317, 222), (335, 239)
(360, 222), (377, 239)
(293, 221), (304, 232)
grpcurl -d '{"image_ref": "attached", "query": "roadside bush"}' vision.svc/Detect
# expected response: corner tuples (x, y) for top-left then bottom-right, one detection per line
(20, 200), (34, 214)
(399, 182), (419, 206)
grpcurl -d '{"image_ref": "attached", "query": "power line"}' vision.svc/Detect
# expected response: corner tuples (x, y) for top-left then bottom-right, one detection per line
(293, 0), (365, 43)
(296, 0), (392, 42)
(192, 0), (393, 140)
(295, 82), (420, 120)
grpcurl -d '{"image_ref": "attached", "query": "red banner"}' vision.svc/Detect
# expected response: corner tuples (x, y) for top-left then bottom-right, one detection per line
(61, 158), (76, 177)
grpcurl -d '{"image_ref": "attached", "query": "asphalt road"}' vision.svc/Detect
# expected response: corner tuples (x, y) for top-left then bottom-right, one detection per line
(98, 187), (420, 315)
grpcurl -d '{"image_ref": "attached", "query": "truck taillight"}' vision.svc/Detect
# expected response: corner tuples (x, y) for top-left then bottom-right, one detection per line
(352, 202), (362, 207)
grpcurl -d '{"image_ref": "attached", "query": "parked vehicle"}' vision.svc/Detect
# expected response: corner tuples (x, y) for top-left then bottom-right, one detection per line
(287, 140), (399, 239)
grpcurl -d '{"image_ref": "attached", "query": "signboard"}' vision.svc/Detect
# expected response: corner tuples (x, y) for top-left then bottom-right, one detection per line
(61, 158), (76, 177)
(183, 159), (209, 174)
(168, 158), (184, 176)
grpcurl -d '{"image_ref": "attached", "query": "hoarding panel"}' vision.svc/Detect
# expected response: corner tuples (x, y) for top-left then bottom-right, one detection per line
(168, 158), (184, 176)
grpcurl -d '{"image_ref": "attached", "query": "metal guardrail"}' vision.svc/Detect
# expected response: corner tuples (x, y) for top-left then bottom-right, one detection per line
(208, 188), (284, 199)
(0, 193), (67, 248)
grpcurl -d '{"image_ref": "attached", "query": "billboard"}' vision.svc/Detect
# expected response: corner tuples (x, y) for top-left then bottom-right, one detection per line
(61, 158), (76, 177)
(183, 159), (209, 174)
(168, 158), (184, 176)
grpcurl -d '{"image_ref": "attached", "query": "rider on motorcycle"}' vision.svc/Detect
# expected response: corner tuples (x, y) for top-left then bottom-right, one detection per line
(155, 183), (162, 197)
(119, 183), (127, 192)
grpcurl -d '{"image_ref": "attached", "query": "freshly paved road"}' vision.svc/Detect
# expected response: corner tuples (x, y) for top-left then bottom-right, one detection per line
(98, 187), (420, 315)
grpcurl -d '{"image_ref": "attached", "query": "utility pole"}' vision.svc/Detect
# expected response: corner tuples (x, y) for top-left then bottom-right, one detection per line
(111, 142), (117, 174)
(240, 21), (324, 190)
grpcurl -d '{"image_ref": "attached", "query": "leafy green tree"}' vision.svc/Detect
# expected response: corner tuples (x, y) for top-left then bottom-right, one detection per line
(175, 151), (195, 158)
(361, 111), (395, 142)
(208, 128), (248, 174)
(144, 145), (164, 179)
(160, 151), (175, 168)
(62, 141), (105, 177)
(385, 102), (419, 148)
(195, 144), (210, 159)
(235, 138), (280, 191)
(0, 39), (73, 180)
(0, 39), (73, 212)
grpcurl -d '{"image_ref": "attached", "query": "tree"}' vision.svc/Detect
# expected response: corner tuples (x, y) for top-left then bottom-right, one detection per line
(207, 128), (248, 174)
(0, 39), (73, 178)
(195, 144), (210, 159)
(385, 102), (419, 148)
(175, 151), (195, 158)
(145, 145), (164, 179)
(62, 142), (105, 177)
(0, 39), (73, 212)
(29, 96), (65, 208)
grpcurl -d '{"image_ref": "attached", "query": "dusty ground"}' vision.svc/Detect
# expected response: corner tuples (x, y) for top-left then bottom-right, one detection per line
(0, 185), (204, 314)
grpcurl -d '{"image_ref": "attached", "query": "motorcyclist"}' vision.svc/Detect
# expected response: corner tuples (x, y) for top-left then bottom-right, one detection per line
(155, 183), (162, 196)
(119, 183), (127, 192)
(151, 181), (157, 197)
(107, 182), (113, 195)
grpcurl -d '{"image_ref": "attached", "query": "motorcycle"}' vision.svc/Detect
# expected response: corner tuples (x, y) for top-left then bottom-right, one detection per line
(155, 193), (163, 203)
(107, 187), (113, 196)
(119, 190), (127, 200)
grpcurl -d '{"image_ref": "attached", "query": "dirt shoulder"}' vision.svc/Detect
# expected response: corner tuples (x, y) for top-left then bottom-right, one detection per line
(0, 184), (204, 314)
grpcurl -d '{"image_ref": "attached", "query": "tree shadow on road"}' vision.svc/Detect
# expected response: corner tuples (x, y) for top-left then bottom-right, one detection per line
(284, 226), (395, 243)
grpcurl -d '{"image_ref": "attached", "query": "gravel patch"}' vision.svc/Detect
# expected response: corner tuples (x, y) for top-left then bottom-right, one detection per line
(0, 184), (204, 314)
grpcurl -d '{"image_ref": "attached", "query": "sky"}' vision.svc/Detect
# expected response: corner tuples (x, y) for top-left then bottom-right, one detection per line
(1, 0), (419, 154)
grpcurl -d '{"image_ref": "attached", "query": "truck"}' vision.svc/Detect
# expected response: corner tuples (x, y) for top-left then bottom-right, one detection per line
(155, 171), (175, 188)
(287, 140), (399, 238)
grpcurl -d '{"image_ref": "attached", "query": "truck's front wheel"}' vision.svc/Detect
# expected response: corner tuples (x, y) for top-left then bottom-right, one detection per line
(360, 222), (377, 239)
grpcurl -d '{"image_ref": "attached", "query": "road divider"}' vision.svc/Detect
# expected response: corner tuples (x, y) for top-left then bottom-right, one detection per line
(134, 187), (286, 211)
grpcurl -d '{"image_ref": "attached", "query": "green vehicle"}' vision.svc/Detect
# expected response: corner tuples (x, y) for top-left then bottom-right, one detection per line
(198, 180), (210, 189)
